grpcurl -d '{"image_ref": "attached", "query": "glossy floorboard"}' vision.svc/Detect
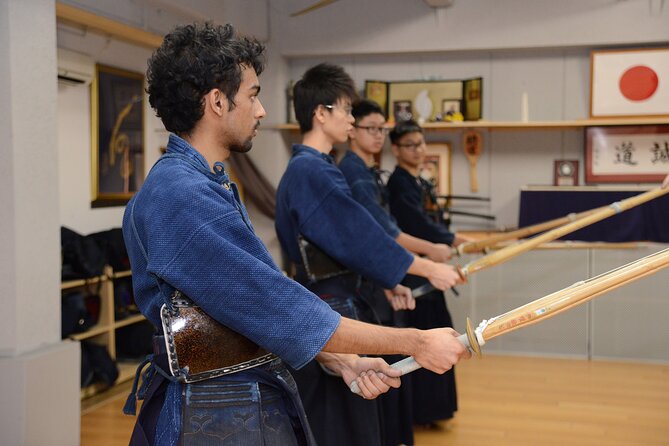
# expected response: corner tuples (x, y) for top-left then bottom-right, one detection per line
(81, 354), (669, 445)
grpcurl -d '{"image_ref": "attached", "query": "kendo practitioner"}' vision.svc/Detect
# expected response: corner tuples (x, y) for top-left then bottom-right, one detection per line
(275, 64), (467, 446)
(121, 25), (469, 446)
(339, 99), (453, 445)
(386, 119), (469, 427)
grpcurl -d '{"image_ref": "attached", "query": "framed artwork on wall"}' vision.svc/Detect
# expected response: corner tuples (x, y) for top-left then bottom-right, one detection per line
(585, 125), (669, 183)
(419, 143), (452, 197)
(91, 64), (145, 207)
(364, 80), (389, 117)
(365, 78), (483, 123)
(590, 48), (669, 118)
(393, 100), (413, 123)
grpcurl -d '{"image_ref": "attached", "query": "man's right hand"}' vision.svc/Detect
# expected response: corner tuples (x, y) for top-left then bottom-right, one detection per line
(662, 174), (669, 189)
(426, 243), (452, 262)
(426, 262), (462, 291)
(413, 327), (471, 373)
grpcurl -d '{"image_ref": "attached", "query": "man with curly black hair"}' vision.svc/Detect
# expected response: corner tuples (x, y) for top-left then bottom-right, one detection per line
(123, 23), (469, 446)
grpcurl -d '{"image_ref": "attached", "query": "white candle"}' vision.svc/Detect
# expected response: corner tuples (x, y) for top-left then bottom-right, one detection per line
(521, 91), (529, 122)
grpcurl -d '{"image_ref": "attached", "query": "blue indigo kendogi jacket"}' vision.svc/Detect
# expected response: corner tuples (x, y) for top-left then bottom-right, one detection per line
(122, 134), (340, 368)
(387, 165), (455, 245)
(275, 144), (413, 289)
(339, 150), (401, 238)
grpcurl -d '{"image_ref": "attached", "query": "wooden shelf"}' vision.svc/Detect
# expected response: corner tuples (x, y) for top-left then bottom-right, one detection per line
(70, 324), (112, 341)
(271, 117), (669, 132)
(112, 270), (132, 279)
(62, 266), (146, 401)
(80, 361), (140, 400)
(115, 314), (146, 329)
(61, 275), (106, 290)
(117, 361), (142, 383)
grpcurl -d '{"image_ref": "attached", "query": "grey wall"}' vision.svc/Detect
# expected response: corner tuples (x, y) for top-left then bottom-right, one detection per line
(51, 0), (669, 365)
(450, 244), (669, 362)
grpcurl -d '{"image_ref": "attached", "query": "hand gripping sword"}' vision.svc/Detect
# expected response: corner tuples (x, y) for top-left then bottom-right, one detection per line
(350, 247), (669, 394)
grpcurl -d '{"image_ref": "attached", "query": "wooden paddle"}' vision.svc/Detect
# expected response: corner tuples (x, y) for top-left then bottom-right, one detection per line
(463, 130), (482, 193)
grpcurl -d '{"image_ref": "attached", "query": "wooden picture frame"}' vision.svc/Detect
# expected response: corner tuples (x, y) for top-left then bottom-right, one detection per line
(393, 100), (413, 123)
(419, 143), (452, 197)
(590, 47), (669, 118)
(585, 125), (669, 183)
(364, 80), (389, 118)
(91, 64), (145, 207)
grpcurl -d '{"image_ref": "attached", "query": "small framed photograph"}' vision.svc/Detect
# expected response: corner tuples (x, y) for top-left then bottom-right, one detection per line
(590, 47), (669, 118)
(365, 80), (389, 117)
(419, 143), (452, 196)
(393, 100), (413, 123)
(91, 64), (145, 207)
(585, 125), (669, 183)
(554, 160), (579, 186)
(441, 99), (461, 117)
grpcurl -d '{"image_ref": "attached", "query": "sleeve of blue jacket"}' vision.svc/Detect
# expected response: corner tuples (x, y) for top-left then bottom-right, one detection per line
(125, 168), (340, 370)
(283, 157), (414, 289)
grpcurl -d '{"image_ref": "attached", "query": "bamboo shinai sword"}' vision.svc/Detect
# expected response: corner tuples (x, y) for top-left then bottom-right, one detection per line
(456, 186), (669, 280)
(455, 186), (669, 257)
(350, 247), (669, 394)
(412, 187), (669, 297)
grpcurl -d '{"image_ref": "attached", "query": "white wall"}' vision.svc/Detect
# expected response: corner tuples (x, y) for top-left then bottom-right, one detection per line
(272, 0), (669, 56)
(270, 0), (669, 231)
(285, 49), (593, 230)
(57, 26), (166, 234)
(449, 244), (669, 362)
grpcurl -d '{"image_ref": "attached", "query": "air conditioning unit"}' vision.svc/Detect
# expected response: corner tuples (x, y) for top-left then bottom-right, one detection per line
(424, 0), (454, 7)
(57, 48), (94, 86)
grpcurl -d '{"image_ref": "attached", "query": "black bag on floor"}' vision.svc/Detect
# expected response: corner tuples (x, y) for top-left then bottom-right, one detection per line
(115, 320), (155, 361)
(89, 228), (129, 271)
(61, 227), (106, 280)
(61, 292), (95, 339)
(80, 341), (119, 388)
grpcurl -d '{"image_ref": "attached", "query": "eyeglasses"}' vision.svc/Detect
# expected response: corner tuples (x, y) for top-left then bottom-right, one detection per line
(324, 104), (353, 116)
(354, 125), (389, 136)
(396, 140), (426, 151)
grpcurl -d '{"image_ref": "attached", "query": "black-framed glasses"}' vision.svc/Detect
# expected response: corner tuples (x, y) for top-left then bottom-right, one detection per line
(323, 104), (353, 116)
(354, 125), (389, 136)
(396, 140), (426, 151)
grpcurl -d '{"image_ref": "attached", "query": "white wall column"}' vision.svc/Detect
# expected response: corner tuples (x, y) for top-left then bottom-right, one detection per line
(0, 0), (80, 445)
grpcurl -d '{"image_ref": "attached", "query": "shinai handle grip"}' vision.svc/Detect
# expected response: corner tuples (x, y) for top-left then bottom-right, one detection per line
(349, 333), (470, 394)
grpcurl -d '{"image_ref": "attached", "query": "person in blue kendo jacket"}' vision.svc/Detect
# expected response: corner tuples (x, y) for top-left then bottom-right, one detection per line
(275, 63), (468, 446)
(121, 24), (470, 446)
(386, 119), (473, 428)
(339, 99), (460, 445)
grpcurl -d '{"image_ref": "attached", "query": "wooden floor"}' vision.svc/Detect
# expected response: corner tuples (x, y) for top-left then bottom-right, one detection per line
(82, 354), (669, 445)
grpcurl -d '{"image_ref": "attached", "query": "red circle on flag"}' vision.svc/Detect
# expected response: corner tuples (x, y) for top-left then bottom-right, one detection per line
(619, 65), (659, 101)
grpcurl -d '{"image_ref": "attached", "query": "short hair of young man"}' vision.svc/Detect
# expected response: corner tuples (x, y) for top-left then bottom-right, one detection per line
(146, 22), (265, 136)
(389, 119), (423, 145)
(293, 63), (358, 134)
(352, 99), (385, 123)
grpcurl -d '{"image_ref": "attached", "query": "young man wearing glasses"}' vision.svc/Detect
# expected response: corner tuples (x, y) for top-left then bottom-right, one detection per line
(339, 99), (462, 445)
(275, 64), (469, 446)
(386, 119), (470, 428)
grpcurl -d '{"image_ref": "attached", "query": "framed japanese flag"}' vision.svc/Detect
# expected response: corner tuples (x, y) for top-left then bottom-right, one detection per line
(590, 48), (669, 118)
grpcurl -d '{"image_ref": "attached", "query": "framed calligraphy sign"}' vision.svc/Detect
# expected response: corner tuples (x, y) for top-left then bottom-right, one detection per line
(585, 125), (669, 183)
(91, 64), (145, 207)
(419, 143), (452, 197)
